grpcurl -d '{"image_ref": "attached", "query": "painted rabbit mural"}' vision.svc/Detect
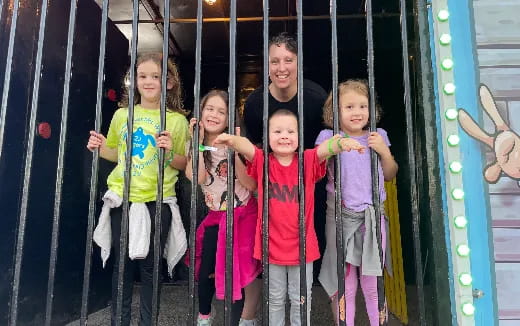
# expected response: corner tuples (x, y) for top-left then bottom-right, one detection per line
(458, 84), (520, 184)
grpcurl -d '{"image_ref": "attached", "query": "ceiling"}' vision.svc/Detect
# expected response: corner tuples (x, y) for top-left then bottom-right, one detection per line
(94, 0), (401, 61)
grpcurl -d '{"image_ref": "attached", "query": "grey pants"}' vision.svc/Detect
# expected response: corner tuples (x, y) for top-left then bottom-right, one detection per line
(268, 263), (313, 326)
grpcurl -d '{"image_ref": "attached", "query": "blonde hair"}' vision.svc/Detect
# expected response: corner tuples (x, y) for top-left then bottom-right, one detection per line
(119, 52), (188, 116)
(322, 79), (382, 129)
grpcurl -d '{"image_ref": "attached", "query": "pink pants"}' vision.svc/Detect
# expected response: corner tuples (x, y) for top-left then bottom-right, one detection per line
(337, 219), (387, 326)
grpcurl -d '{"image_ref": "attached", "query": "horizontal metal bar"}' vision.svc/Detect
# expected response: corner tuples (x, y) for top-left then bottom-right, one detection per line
(112, 13), (400, 24)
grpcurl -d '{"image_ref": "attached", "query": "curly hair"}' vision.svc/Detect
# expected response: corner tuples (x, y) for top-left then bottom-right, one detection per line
(269, 32), (297, 55)
(119, 52), (188, 116)
(322, 79), (382, 129)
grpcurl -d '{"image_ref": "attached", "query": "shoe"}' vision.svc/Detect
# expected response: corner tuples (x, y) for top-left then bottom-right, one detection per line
(239, 318), (257, 326)
(197, 314), (213, 326)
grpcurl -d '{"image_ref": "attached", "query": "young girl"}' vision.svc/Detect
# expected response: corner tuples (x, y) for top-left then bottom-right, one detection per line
(213, 109), (364, 326)
(186, 90), (262, 326)
(86, 53), (189, 326)
(317, 79), (398, 326)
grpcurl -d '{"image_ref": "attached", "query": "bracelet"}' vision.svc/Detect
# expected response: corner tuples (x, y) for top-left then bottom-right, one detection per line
(199, 144), (218, 152)
(164, 150), (174, 168)
(327, 138), (335, 156)
(337, 138), (344, 150)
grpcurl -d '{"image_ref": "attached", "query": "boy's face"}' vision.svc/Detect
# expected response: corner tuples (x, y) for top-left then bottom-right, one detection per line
(268, 44), (297, 91)
(269, 114), (299, 155)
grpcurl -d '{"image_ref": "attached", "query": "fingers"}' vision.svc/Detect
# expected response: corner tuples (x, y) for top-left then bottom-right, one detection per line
(235, 126), (241, 136)
(86, 131), (104, 151)
(156, 130), (173, 150)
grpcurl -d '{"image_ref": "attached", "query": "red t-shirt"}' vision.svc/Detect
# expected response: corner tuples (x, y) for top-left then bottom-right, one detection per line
(247, 147), (326, 265)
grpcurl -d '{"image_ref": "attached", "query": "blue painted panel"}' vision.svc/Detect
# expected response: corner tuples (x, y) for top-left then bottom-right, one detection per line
(449, 0), (498, 324)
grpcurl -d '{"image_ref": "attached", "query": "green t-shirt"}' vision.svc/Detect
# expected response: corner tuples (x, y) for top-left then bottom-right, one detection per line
(105, 105), (189, 203)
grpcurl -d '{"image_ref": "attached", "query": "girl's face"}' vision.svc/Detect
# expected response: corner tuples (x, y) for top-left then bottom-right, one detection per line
(201, 95), (228, 135)
(269, 114), (298, 155)
(339, 90), (369, 136)
(136, 60), (162, 104)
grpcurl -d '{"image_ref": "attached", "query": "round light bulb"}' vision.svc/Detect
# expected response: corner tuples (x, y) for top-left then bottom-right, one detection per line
(438, 9), (450, 22)
(445, 108), (458, 120)
(442, 58), (454, 70)
(452, 188), (465, 200)
(444, 83), (456, 95)
(459, 273), (473, 286)
(447, 134), (460, 146)
(449, 161), (462, 173)
(454, 215), (468, 229)
(457, 244), (470, 257)
(205, 0), (217, 4)
(462, 302), (475, 316)
(440, 34), (452, 45)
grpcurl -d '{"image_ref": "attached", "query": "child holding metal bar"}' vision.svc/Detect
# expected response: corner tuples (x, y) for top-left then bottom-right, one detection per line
(213, 108), (364, 326)
(186, 90), (262, 326)
(317, 79), (398, 326)
(86, 53), (189, 326)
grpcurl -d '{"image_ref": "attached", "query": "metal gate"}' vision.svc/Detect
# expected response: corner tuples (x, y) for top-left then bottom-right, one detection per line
(0, 0), (428, 325)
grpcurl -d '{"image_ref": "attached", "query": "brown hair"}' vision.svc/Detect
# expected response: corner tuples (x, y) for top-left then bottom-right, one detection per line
(322, 79), (382, 129)
(269, 108), (298, 122)
(200, 89), (230, 171)
(119, 52), (188, 116)
(269, 32), (297, 55)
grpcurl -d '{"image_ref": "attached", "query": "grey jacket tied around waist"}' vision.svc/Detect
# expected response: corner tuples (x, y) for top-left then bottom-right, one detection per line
(318, 193), (392, 297)
(342, 204), (385, 276)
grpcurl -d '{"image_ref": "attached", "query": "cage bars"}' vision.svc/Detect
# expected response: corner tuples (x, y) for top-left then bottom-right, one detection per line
(45, 0), (79, 324)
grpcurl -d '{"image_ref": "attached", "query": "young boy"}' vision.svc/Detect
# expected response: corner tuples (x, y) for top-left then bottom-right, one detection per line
(213, 109), (364, 326)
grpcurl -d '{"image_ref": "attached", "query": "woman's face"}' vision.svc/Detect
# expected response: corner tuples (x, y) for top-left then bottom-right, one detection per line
(268, 44), (297, 91)
(201, 95), (228, 135)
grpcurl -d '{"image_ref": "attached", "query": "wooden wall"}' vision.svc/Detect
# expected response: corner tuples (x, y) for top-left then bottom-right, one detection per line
(473, 0), (520, 323)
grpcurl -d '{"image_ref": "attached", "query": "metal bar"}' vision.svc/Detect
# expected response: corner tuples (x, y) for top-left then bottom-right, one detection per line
(112, 13), (401, 25)
(398, 0), (426, 323)
(7, 0), (40, 324)
(140, 0), (181, 56)
(114, 0), (139, 324)
(224, 0), (237, 325)
(0, 0), (20, 164)
(81, 0), (110, 323)
(45, 0), (78, 324)
(150, 0), (171, 324)
(261, 0), (270, 323)
(296, 0), (307, 324)
(188, 0), (203, 323)
(330, 0), (347, 325)
(365, 0), (387, 324)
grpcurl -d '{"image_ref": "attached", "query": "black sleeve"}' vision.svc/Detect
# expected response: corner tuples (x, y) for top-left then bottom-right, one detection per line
(243, 89), (263, 145)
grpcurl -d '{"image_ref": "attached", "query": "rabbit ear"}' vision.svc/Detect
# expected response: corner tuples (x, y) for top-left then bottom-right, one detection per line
(458, 109), (494, 148)
(480, 84), (509, 132)
(485, 162), (502, 183)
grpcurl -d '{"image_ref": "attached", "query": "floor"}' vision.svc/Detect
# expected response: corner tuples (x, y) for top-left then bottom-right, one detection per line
(67, 283), (417, 325)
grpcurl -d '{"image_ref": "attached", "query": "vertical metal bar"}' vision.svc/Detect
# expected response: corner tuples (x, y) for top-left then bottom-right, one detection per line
(7, 0), (42, 324)
(330, 1), (347, 325)
(81, 0), (110, 323)
(295, 0), (307, 324)
(44, 0), (78, 324)
(150, 0), (171, 324)
(188, 0), (203, 323)
(0, 0), (20, 164)
(261, 0), (270, 323)
(225, 0), (237, 325)
(399, 0), (426, 323)
(365, 0), (387, 325)
(114, 0), (139, 324)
